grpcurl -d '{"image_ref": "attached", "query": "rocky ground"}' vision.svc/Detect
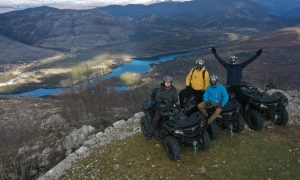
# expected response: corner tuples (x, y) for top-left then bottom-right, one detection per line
(0, 88), (299, 179)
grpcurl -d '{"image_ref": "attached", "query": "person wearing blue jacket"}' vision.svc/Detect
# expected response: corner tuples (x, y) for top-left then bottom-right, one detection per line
(198, 74), (229, 124)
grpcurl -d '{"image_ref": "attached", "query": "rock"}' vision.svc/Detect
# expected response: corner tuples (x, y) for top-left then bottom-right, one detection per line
(31, 145), (41, 152)
(62, 125), (95, 150)
(38, 147), (54, 168)
(18, 146), (30, 155)
(39, 114), (69, 131)
(75, 146), (89, 157)
(30, 169), (38, 177)
(113, 120), (126, 129)
(65, 149), (73, 157)
(134, 112), (145, 119)
(83, 139), (97, 149)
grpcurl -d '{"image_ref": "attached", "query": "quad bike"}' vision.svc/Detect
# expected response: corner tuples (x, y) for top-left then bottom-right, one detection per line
(239, 82), (289, 131)
(141, 99), (210, 161)
(180, 89), (245, 140)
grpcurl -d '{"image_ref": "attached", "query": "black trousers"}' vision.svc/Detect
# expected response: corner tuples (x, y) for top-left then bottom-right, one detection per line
(228, 85), (243, 105)
(179, 87), (204, 107)
(148, 109), (162, 136)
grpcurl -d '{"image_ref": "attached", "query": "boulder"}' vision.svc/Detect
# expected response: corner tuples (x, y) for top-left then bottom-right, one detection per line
(62, 125), (95, 151)
(39, 114), (69, 131)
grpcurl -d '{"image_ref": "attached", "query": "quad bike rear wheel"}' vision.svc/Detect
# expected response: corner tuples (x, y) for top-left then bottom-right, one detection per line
(232, 114), (245, 133)
(164, 136), (181, 160)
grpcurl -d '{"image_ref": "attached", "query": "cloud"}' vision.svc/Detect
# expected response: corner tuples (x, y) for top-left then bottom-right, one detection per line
(0, 0), (189, 6)
(0, 0), (190, 11)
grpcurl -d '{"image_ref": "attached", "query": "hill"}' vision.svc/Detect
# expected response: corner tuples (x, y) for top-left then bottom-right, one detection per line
(61, 126), (300, 179)
(148, 25), (300, 89)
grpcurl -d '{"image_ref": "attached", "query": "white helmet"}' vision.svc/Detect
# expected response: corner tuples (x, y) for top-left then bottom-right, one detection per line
(228, 56), (238, 65)
(210, 74), (218, 87)
(195, 58), (205, 66)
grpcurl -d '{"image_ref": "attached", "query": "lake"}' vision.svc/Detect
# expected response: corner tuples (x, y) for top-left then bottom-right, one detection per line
(1, 50), (194, 97)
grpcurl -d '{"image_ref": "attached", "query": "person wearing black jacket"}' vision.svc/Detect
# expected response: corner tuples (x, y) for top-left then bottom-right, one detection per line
(146, 75), (178, 140)
(211, 47), (263, 102)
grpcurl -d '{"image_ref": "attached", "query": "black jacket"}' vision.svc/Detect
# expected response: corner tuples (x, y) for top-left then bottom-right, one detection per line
(213, 53), (259, 86)
(155, 83), (178, 105)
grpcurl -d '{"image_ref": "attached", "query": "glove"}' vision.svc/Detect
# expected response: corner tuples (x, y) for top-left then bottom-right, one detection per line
(256, 48), (263, 56)
(211, 47), (216, 54)
(205, 102), (212, 106)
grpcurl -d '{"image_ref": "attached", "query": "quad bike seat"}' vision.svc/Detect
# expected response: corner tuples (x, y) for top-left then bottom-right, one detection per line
(222, 100), (238, 113)
(164, 111), (206, 129)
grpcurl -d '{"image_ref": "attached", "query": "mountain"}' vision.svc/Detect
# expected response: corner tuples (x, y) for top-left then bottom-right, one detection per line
(251, 0), (300, 18)
(94, 0), (288, 32)
(0, 6), (135, 52)
(150, 24), (300, 89)
(1, 0), (299, 65)
(0, 34), (58, 63)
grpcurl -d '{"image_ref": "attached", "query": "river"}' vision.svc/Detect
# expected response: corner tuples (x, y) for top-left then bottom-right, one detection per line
(1, 50), (195, 97)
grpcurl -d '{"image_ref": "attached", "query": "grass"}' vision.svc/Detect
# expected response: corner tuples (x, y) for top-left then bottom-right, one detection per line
(61, 126), (300, 180)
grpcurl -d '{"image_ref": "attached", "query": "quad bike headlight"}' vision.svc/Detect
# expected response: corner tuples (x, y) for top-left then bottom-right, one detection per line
(260, 104), (268, 109)
(174, 130), (184, 135)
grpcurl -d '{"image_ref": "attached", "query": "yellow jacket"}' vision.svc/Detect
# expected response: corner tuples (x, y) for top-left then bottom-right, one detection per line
(185, 67), (210, 90)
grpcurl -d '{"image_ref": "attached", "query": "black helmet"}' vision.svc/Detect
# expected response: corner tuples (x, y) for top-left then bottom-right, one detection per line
(228, 56), (238, 65)
(163, 75), (173, 83)
(210, 74), (218, 87)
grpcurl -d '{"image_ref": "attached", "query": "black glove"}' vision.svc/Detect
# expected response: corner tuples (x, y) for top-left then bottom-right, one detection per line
(211, 47), (216, 54)
(256, 48), (263, 56)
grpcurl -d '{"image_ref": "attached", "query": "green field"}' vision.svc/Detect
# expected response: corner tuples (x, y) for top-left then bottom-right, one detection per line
(61, 126), (300, 180)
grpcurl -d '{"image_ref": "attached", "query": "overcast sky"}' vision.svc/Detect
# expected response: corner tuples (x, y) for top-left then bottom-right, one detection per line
(0, 0), (190, 13)
(0, 0), (190, 6)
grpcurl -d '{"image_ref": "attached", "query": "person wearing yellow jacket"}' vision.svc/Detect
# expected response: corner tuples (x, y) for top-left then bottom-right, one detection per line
(179, 59), (210, 106)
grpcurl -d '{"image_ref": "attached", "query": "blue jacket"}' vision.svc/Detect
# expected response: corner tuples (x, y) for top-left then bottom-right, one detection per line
(203, 84), (229, 107)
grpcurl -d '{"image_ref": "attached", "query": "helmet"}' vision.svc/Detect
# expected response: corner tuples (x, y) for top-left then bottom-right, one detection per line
(195, 59), (205, 66)
(228, 56), (238, 65)
(163, 75), (173, 83)
(210, 74), (218, 87)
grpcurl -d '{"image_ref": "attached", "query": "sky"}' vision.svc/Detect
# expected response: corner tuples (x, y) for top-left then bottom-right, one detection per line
(0, 0), (190, 12)
(0, 0), (190, 7)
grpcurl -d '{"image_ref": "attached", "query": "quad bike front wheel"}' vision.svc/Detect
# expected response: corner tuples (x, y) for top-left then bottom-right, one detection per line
(164, 136), (181, 160)
(198, 129), (211, 150)
(207, 122), (220, 140)
(275, 108), (289, 126)
(246, 110), (264, 131)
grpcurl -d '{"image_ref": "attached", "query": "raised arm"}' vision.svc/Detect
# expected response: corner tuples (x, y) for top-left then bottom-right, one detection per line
(241, 48), (263, 68)
(211, 47), (229, 68)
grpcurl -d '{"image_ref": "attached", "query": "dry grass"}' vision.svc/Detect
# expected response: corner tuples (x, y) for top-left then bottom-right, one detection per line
(61, 126), (300, 180)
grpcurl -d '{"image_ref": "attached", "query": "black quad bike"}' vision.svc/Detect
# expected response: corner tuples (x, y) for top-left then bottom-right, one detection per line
(180, 90), (245, 140)
(140, 100), (211, 161)
(240, 83), (289, 131)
